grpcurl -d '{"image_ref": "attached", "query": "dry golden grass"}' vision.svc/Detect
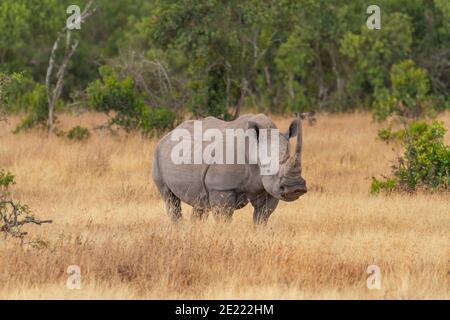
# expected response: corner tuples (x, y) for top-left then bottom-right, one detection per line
(0, 112), (448, 300)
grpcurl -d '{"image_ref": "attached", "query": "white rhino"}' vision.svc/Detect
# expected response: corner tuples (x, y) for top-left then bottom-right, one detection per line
(152, 113), (308, 224)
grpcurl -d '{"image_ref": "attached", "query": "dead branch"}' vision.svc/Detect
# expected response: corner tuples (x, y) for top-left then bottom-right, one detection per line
(45, 1), (96, 132)
(0, 200), (52, 239)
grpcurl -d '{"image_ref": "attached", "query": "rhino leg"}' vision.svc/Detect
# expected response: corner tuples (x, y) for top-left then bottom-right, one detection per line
(161, 187), (182, 222)
(209, 191), (236, 222)
(191, 207), (207, 221)
(211, 207), (234, 222)
(251, 193), (279, 225)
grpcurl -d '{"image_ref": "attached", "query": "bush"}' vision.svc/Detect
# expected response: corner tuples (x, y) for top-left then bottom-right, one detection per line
(372, 121), (450, 193)
(0, 73), (34, 113)
(14, 84), (49, 133)
(87, 67), (142, 129)
(377, 126), (405, 142)
(67, 126), (91, 141)
(0, 169), (15, 193)
(140, 107), (178, 134)
(370, 177), (397, 194)
(373, 60), (434, 121)
(87, 66), (177, 134)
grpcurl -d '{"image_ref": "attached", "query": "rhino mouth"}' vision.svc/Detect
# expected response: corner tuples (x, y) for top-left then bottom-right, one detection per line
(280, 185), (307, 201)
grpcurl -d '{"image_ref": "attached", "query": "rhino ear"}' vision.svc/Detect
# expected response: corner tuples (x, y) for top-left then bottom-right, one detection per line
(248, 114), (272, 141)
(284, 119), (298, 140)
(248, 121), (260, 141)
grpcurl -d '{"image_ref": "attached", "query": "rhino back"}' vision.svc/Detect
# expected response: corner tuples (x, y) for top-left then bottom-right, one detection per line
(153, 116), (261, 207)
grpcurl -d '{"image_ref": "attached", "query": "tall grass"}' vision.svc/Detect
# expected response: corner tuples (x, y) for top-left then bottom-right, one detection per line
(0, 112), (448, 299)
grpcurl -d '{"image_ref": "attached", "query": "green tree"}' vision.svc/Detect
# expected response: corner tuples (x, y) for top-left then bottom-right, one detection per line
(373, 60), (433, 120)
(340, 12), (413, 107)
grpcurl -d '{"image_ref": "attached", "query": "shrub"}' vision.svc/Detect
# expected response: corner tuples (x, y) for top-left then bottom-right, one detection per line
(67, 126), (91, 141)
(370, 177), (397, 194)
(372, 121), (450, 193)
(14, 84), (49, 133)
(0, 73), (33, 113)
(87, 67), (143, 129)
(377, 126), (405, 142)
(140, 107), (178, 134)
(87, 66), (177, 134)
(0, 169), (15, 193)
(373, 60), (434, 121)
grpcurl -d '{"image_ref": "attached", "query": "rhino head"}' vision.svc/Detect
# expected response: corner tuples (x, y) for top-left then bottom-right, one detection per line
(248, 115), (307, 202)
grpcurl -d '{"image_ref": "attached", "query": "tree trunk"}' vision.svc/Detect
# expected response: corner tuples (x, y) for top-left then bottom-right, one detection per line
(315, 42), (327, 108)
(233, 79), (247, 119)
(328, 46), (345, 102)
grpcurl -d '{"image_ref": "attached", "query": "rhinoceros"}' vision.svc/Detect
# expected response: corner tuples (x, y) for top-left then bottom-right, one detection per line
(152, 113), (308, 224)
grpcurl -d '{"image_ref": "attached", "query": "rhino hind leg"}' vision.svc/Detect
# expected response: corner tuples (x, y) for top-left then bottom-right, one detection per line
(161, 186), (182, 222)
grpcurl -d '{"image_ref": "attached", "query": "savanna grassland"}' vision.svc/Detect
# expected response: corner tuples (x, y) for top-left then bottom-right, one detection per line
(0, 112), (448, 299)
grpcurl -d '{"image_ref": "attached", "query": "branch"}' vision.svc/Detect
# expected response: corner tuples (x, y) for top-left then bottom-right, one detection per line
(0, 200), (52, 239)
(45, 1), (97, 131)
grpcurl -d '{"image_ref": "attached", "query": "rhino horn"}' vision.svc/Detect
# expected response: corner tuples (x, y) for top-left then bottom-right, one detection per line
(291, 113), (302, 169)
(295, 113), (303, 167)
(284, 114), (303, 179)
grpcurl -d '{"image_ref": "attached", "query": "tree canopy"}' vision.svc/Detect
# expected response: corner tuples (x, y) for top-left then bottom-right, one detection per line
(0, 0), (448, 125)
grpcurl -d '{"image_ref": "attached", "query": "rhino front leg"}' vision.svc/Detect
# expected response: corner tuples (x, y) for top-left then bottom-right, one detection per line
(251, 193), (279, 225)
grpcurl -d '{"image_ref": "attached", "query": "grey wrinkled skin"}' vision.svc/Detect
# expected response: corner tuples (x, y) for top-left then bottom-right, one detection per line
(152, 114), (307, 224)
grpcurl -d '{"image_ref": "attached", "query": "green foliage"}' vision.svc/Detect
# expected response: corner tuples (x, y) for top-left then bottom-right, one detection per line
(372, 121), (450, 193)
(87, 67), (142, 129)
(370, 177), (397, 194)
(0, 169), (15, 193)
(373, 60), (433, 121)
(378, 127), (395, 142)
(0, 1), (32, 67)
(188, 68), (231, 119)
(435, 0), (450, 41)
(275, 26), (315, 112)
(87, 67), (177, 133)
(1, 1), (450, 119)
(140, 107), (178, 133)
(14, 84), (49, 133)
(67, 126), (91, 141)
(340, 12), (413, 105)
(0, 72), (24, 110)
